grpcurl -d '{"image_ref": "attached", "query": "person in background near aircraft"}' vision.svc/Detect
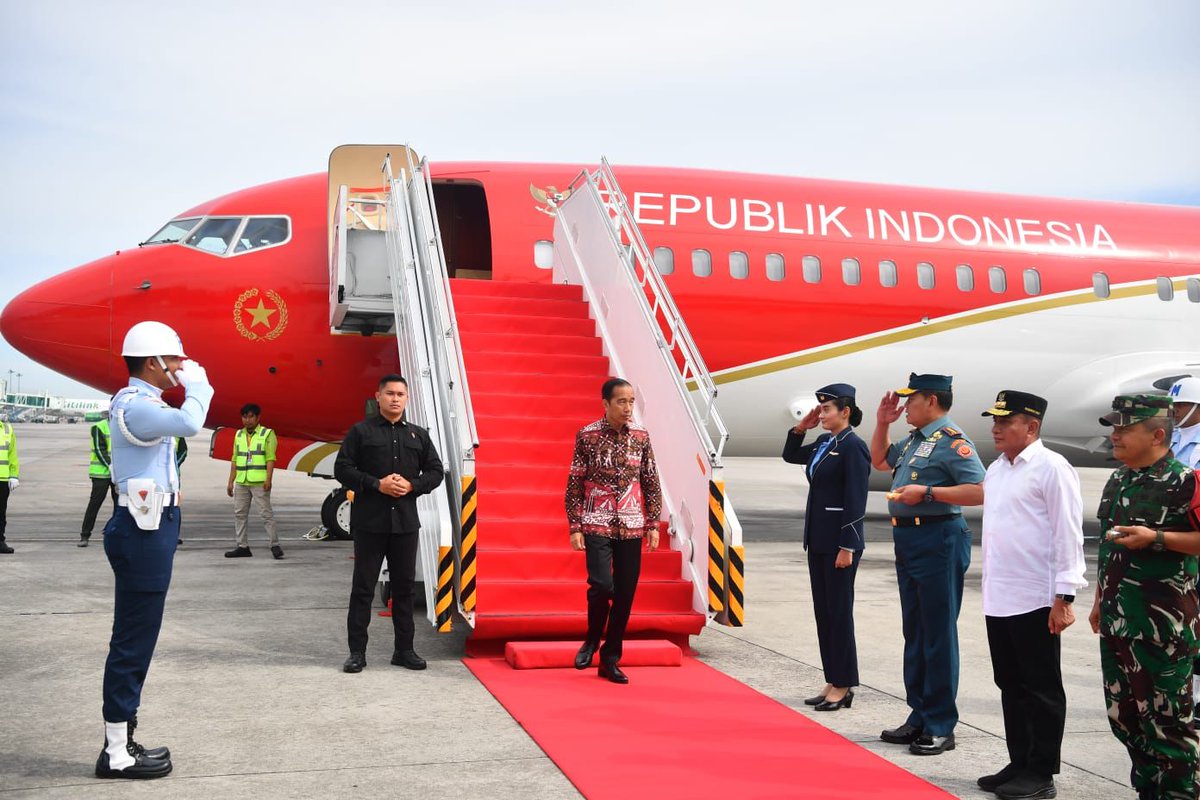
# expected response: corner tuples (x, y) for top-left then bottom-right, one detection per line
(96, 321), (212, 780)
(566, 378), (663, 685)
(978, 390), (1087, 800)
(224, 403), (281, 560)
(782, 383), (869, 712)
(1089, 394), (1199, 800)
(871, 373), (985, 756)
(336, 375), (443, 674)
(0, 418), (18, 554)
(80, 411), (118, 547)
(1167, 378), (1200, 724)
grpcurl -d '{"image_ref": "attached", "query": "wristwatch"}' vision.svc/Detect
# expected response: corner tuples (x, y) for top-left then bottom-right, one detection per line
(923, 485), (935, 503)
(1055, 594), (1074, 604)
(1151, 529), (1166, 552)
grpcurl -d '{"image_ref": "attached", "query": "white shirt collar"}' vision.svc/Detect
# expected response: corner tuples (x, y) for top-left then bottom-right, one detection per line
(999, 437), (1044, 466)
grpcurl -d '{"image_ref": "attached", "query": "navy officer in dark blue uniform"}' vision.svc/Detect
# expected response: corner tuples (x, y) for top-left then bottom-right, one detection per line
(96, 322), (212, 780)
(870, 373), (985, 756)
(783, 383), (870, 712)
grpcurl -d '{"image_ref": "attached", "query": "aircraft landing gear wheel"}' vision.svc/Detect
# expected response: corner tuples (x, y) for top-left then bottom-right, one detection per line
(321, 488), (353, 540)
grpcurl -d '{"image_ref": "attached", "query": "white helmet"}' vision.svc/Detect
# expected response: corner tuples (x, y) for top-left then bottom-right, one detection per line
(121, 321), (187, 357)
(1169, 377), (1200, 405)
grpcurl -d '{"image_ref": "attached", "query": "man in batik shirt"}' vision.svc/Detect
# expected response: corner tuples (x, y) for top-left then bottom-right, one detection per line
(565, 377), (663, 684)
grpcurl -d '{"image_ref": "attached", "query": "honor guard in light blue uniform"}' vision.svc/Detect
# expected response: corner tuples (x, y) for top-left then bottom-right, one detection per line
(96, 321), (212, 780)
(870, 373), (985, 756)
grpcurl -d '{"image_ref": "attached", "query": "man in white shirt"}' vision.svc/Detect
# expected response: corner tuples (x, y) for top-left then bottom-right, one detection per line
(978, 390), (1088, 800)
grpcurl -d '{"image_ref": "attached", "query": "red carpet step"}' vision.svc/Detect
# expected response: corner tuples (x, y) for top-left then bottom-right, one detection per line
(505, 640), (683, 670)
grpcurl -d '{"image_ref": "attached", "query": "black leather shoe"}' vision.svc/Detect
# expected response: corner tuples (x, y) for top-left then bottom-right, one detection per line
(271, 545), (284, 560)
(129, 716), (170, 761)
(880, 722), (922, 744)
(574, 641), (598, 670)
(978, 764), (1021, 792)
(391, 649), (427, 670)
(909, 733), (955, 755)
(598, 663), (629, 684)
(95, 749), (172, 780)
(78, 536), (90, 547)
(224, 546), (252, 558)
(996, 774), (1056, 799)
(343, 651), (366, 673)
(814, 690), (854, 711)
(803, 694), (827, 706)
(0, 543), (14, 554)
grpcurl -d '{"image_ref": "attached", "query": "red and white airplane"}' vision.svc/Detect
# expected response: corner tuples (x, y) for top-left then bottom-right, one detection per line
(3, 159), (1198, 478)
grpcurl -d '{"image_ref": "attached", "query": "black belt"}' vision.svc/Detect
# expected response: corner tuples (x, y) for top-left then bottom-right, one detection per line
(891, 513), (961, 527)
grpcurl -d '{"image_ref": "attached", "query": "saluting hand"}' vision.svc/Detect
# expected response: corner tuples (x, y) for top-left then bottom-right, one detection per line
(793, 406), (821, 433)
(876, 392), (903, 425)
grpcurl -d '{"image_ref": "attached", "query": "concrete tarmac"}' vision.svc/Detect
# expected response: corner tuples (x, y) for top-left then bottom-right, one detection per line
(0, 426), (1133, 798)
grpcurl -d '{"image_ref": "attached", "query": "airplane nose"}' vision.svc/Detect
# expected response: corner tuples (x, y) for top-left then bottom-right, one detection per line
(1, 260), (114, 388)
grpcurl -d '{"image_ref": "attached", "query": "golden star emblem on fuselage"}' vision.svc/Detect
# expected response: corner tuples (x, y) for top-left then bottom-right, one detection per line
(234, 288), (288, 341)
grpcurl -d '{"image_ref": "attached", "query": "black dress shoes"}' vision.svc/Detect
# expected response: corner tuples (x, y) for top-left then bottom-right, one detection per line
(95, 749), (172, 779)
(909, 733), (955, 755)
(598, 663), (629, 684)
(813, 690), (854, 711)
(391, 649), (427, 670)
(0, 543), (14, 554)
(978, 763), (1021, 792)
(225, 546), (252, 558)
(343, 651), (366, 673)
(575, 641), (598, 670)
(78, 536), (89, 547)
(996, 774), (1056, 799)
(271, 545), (284, 559)
(803, 694), (827, 706)
(129, 716), (170, 761)
(880, 722), (923, 744)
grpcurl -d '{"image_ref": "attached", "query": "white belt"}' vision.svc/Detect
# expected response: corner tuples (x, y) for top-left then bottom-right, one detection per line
(118, 493), (179, 507)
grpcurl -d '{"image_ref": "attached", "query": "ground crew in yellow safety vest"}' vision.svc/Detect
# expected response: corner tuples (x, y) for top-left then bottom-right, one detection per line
(0, 419), (18, 554)
(81, 413), (119, 547)
(225, 403), (281, 559)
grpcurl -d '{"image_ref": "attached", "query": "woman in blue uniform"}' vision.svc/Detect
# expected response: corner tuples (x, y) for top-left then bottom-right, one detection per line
(782, 383), (870, 711)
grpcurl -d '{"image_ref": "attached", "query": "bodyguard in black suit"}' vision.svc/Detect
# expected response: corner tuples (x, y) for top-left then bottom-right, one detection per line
(782, 383), (870, 711)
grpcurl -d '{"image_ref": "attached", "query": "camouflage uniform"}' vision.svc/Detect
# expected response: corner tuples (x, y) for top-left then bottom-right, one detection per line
(1097, 395), (1199, 800)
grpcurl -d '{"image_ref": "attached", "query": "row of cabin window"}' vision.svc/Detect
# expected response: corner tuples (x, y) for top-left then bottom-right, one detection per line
(650, 247), (1200, 302)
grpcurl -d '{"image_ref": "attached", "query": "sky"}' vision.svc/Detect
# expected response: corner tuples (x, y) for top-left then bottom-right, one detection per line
(1, 0), (1197, 396)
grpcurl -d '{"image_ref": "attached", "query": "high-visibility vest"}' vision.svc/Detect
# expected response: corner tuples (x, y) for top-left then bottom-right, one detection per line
(0, 421), (16, 480)
(233, 426), (273, 484)
(89, 419), (113, 479)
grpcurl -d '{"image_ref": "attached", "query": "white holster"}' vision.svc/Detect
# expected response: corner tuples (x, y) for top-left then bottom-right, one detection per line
(126, 478), (166, 531)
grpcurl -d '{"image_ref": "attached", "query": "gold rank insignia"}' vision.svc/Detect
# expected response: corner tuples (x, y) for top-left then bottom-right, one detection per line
(910, 471), (919, 480)
(931, 431), (943, 440)
(234, 288), (288, 342)
(942, 426), (961, 436)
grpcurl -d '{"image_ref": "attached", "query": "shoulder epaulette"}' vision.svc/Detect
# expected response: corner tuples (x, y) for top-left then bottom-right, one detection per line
(941, 426), (961, 437)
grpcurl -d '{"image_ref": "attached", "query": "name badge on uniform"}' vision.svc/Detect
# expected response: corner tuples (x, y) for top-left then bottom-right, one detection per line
(913, 441), (936, 458)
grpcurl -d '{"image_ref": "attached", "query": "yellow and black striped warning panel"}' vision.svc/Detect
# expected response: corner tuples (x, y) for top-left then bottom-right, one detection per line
(460, 476), (478, 614)
(436, 545), (454, 632)
(708, 479), (727, 615)
(726, 545), (745, 627)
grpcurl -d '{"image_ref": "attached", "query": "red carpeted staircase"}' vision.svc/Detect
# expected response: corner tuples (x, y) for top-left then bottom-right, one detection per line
(450, 278), (706, 655)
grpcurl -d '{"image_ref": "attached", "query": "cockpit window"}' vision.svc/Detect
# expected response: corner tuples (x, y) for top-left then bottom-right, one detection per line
(143, 217), (201, 245)
(185, 218), (243, 254)
(234, 217), (290, 253)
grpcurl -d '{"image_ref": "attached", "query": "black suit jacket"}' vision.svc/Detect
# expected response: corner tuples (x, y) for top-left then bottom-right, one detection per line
(782, 427), (870, 553)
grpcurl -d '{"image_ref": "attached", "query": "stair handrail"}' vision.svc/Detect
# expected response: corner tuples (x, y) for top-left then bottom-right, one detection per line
(567, 159), (729, 461)
(381, 155), (456, 628)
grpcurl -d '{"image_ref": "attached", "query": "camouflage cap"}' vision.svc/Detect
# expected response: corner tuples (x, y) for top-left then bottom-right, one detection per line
(1098, 394), (1173, 427)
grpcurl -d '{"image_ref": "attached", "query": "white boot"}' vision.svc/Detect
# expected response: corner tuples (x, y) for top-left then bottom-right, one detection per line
(104, 721), (136, 770)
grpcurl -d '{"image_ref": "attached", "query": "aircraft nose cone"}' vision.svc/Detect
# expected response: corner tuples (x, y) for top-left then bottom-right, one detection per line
(1, 261), (114, 388)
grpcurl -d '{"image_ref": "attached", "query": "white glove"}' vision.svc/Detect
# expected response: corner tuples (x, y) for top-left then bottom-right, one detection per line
(176, 359), (209, 389)
(7, 478), (17, 490)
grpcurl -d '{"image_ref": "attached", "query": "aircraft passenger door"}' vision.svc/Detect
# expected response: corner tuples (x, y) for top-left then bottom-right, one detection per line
(431, 182), (492, 279)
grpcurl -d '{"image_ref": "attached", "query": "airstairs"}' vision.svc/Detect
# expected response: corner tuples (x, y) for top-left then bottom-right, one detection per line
(327, 146), (743, 640)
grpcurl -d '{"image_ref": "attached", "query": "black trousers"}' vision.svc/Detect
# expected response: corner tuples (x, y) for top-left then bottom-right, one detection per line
(0, 481), (7, 541)
(986, 608), (1066, 777)
(347, 530), (419, 653)
(808, 550), (861, 687)
(584, 534), (643, 664)
(82, 477), (118, 536)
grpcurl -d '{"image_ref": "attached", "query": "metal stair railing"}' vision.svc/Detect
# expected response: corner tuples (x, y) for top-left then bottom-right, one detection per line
(552, 159), (744, 626)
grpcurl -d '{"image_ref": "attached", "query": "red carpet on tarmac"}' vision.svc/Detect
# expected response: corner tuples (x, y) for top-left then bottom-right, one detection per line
(466, 656), (954, 800)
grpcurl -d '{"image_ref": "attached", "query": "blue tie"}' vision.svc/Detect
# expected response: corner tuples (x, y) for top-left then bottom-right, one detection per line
(812, 437), (834, 468)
